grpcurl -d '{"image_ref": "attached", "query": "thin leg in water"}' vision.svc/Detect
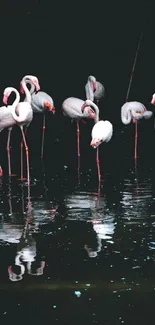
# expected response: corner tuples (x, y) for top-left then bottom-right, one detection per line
(134, 120), (138, 160)
(6, 127), (12, 176)
(41, 114), (46, 159)
(20, 126), (30, 184)
(20, 127), (27, 181)
(96, 147), (101, 185)
(76, 120), (80, 183)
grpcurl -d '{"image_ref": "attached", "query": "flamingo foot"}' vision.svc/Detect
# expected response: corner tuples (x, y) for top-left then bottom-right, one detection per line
(9, 174), (17, 177)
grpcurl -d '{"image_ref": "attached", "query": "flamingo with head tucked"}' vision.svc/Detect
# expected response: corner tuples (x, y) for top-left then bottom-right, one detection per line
(121, 101), (152, 160)
(62, 97), (97, 182)
(85, 75), (105, 106)
(3, 87), (33, 183)
(81, 99), (113, 185)
(20, 75), (55, 158)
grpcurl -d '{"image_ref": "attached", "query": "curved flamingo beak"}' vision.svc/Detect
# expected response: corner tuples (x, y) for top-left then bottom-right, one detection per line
(81, 103), (86, 112)
(20, 83), (24, 94)
(35, 84), (40, 91)
(44, 102), (55, 113)
(90, 138), (103, 148)
(3, 95), (8, 105)
(92, 81), (97, 92)
(0, 166), (3, 176)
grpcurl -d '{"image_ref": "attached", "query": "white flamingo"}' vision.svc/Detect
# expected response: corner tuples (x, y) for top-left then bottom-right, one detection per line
(62, 97), (98, 182)
(85, 75), (105, 105)
(2, 87), (33, 183)
(20, 75), (55, 158)
(121, 101), (152, 160)
(81, 100), (113, 184)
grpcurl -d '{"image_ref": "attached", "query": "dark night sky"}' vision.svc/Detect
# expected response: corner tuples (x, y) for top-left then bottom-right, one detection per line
(0, 0), (154, 170)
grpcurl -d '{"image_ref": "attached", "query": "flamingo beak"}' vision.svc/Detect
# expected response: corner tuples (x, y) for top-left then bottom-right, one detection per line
(92, 81), (97, 92)
(90, 138), (103, 148)
(20, 83), (24, 94)
(36, 84), (40, 91)
(81, 103), (86, 112)
(3, 95), (8, 105)
(44, 102), (55, 113)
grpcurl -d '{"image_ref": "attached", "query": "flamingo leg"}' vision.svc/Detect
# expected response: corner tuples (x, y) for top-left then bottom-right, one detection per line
(20, 126), (30, 184)
(134, 120), (138, 160)
(6, 127), (12, 176)
(76, 121), (80, 183)
(41, 114), (46, 159)
(20, 127), (27, 181)
(96, 147), (101, 185)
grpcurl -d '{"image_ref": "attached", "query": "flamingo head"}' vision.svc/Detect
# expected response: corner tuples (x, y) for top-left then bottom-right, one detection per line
(151, 93), (155, 104)
(20, 75), (40, 93)
(30, 76), (40, 91)
(3, 87), (13, 104)
(88, 75), (97, 92)
(90, 137), (103, 149)
(81, 100), (96, 119)
(44, 101), (55, 113)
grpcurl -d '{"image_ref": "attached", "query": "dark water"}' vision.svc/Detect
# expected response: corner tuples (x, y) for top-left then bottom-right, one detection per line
(0, 123), (155, 325)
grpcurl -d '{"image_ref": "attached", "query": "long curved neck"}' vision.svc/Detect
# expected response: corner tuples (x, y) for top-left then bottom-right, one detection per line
(26, 80), (36, 95)
(11, 88), (20, 109)
(89, 101), (99, 123)
(21, 78), (32, 104)
(121, 106), (132, 124)
(85, 81), (94, 102)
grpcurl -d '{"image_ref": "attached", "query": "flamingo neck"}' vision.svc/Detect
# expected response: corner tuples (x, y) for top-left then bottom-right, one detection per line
(21, 78), (32, 104)
(90, 101), (99, 123)
(121, 107), (132, 124)
(11, 88), (20, 109)
(86, 81), (94, 102)
(26, 80), (36, 95)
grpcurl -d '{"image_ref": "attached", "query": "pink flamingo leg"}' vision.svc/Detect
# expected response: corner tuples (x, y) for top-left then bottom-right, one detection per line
(41, 114), (46, 159)
(20, 126), (30, 184)
(76, 121), (80, 183)
(96, 147), (101, 185)
(134, 120), (138, 160)
(6, 127), (12, 176)
(20, 127), (27, 181)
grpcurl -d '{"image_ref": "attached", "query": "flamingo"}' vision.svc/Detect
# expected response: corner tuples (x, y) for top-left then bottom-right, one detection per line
(62, 97), (98, 181)
(3, 87), (33, 183)
(85, 75), (105, 106)
(121, 101), (152, 160)
(20, 75), (55, 158)
(81, 99), (113, 185)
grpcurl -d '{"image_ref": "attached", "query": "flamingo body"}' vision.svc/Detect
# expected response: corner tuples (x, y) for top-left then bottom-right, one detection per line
(31, 91), (54, 113)
(121, 101), (152, 125)
(62, 97), (96, 120)
(91, 120), (113, 148)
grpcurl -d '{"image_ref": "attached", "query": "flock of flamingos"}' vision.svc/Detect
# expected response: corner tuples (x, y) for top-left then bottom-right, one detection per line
(0, 74), (155, 185)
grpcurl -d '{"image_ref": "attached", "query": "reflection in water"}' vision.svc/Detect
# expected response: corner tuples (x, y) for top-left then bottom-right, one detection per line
(0, 170), (155, 323)
(65, 191), (116, 257)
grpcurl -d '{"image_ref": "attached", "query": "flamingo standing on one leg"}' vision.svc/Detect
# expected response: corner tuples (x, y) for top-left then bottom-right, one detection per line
(3, 87), (33, 184)
(61, 97), (98, 182)
(85, 75), (105, 106)
(121, 101), (152, 160)
(20, 75), (55, 159)
(81, 100), (113, 185)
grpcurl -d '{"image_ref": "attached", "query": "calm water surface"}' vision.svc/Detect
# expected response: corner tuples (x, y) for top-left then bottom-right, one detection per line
(0, 157), (155, 325)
